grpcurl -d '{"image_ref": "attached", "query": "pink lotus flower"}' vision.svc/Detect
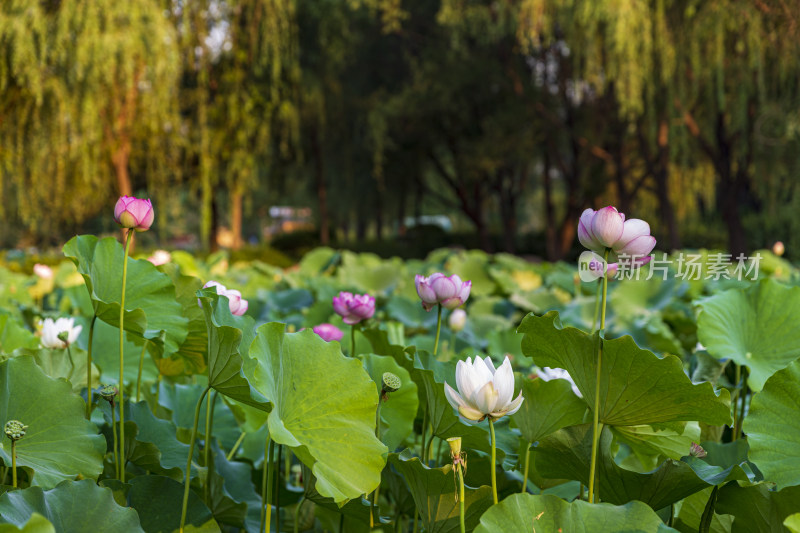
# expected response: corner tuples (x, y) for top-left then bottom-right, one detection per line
(202, 280), (249, 316)
(313, 323), (344, 342)
(147, 250), (171, 266)
(33, 263), (54, 280)
(577, 206), (656, 268)
(332, 292), (375, 325)
(415, 273), (472, 311)
(114, 196), (154, 232)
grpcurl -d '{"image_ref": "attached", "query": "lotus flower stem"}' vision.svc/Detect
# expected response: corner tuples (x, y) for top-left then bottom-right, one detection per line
(227, 432), (246, 461)
(111, 402), (119, 479)
(734, 368), (749, 440)
(276, 444), (283, 533)
(204, 391), (217, 502)
(10, 441), (16, 488)
(489, 418), (498, 504)
(591, 279), (602, 333)
(118, 228), (135, 483)
(588, 248), (610, 503)
(135, 341), (148, 402)
(86, 315), (97, 419)
(351, 324), (356, 357)
(293, 493), (306, 533)
(456, 463), (465, 533)
(179, 386), (210, 533)
(521, 443), (531, 494)
(262, 436), (275, 533)
(66, 343), (75, 373)
(433, 304), (442, 356)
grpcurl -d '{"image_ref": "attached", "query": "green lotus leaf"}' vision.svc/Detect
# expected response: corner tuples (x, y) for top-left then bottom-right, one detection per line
(745, 359), (800, 489)
(389, 451), (493, 533)
(715, 482), (800, 533)
(473, 493), (678, 533)
(127, 475), (219, 532)
(22, 346), (99, 394)
(518, 311), (731, 427)
(158, 383), (241, 451)
(150, 263), (207, 377)
(0, 357), (104, 488)
(785, 513), (800, 533)
(0, 480), (142, 533)
(532, 424), (743, 509)
(360, 353), (418, 451)
(0, 315), (39, 354)
(696, 279), (800, 391)
(0, 513), (55, 533)
(247, 324), (387, 503)
(63, 235), (188, 358)
(672, 487), (733, 533)
(512, 377), (587, 444)
(197, 290), (270, 411)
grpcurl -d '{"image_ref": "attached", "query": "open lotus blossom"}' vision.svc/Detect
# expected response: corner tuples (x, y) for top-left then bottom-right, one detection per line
(536, 367), (582, 398)
(33, 263), (54, 280)
(444, 356), (524, 423)
(332, 291), (375, 325)
(415, 273), (471, 311)
(578, 206), (656, 267)
(147, 250), (172, 266)
(114, 196), (154, 232)
(40, 317), (82, 349)
(312, 323), (344, 342)
(202, 281), (249, 316)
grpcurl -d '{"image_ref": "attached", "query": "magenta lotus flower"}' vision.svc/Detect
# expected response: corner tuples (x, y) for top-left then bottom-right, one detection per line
(332, 292), (375, 325)
(578, 206), (656, 266)
(415, 273), (472, 311)
(114, 196), (154, 232)
(202, 281), (249, 316)
(313, 323), (344, 342)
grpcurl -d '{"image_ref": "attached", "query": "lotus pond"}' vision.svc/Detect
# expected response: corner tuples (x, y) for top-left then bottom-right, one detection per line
(0, 234), (799, 532)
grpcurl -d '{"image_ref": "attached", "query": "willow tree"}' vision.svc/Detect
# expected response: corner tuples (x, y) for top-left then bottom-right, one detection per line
(519, 0), (800, 255)
(211, 0), (300, 249)
(0, 0), (179, 242)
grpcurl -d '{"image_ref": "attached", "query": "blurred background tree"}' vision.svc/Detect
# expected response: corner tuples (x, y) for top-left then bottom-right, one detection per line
(1, 0), (799, 259)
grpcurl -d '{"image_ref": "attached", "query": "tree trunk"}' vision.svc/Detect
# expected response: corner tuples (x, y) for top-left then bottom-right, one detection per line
(311, 124), (329, 246)
(497, 169), (517, 254)
(653, 120), (680, 250)
(714, 113), (747, 256)
(230, 188), (243, 250)
(543, 152), (558, 261)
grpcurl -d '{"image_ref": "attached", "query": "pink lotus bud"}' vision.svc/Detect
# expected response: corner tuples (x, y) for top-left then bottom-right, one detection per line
(200, 281), (248, 316)
(577, 209), (603, 253)
(147, 250), (171, 266)
(591, 206), (625, 248)
(577, 206), (656, 271)
(773, 241), (785, 257)
(114, 196), (154, 232)
(225, 289), (249, 316)
(415, 273), (471, 311)
(448, 309), (467, 332)
(332, 291), (375, 325)
(313, 323), (344, 342)
(33, 263), (54, 280)
(689, 442), (707, 458)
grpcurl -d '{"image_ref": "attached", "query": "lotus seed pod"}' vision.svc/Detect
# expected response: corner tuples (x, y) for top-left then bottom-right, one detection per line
(382, 372), (401, 393)
(447, 436), (462, 457)
(99, 384), (119, 403)
(4, 420), (27, 441)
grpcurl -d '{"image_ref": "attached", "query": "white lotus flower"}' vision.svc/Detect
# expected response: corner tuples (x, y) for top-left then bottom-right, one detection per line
(536, 367), (582, 398)
(444, 356), (524, 422)
(40, 317), (82, 349)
